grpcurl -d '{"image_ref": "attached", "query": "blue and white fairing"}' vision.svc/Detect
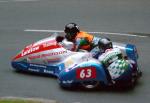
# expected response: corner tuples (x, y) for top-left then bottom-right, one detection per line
(58, 53), (109, 87)
(113, 42), (139, 62)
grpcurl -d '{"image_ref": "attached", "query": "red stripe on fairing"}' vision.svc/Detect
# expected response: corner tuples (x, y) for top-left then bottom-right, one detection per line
(13, 44), (62, 60)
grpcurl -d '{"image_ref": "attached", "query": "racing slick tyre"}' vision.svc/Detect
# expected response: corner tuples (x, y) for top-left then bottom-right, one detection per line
(81, 81), (100, 89)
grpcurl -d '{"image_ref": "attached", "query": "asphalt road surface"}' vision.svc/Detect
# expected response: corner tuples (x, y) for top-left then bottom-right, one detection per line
(0, 0), (150, 103)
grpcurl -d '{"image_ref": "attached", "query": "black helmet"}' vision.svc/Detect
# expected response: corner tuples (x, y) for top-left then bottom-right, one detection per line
(98, 38), (113, 51)
(64, 23), (80, 41)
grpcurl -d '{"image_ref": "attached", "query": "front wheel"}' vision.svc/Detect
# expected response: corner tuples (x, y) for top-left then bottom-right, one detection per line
(81, 81), (100, 89)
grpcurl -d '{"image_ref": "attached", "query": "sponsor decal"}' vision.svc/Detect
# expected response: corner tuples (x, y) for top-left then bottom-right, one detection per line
(41, 50), (67, 57)
(21, 46), (39, 56)
(14, 42), (62, 60)
(42, 40), (57, 48)
(44, 69), (54, 74)
(28, 68), (40, 72)
(28, 55), (41, 60)
(46, 58), (60, 63)
(65, 64), (77, 72)
(28, 50), (67, 60)
(30, 63), (47, 68)
(76, 67), (96, 79)
(64, 58), (74, 69)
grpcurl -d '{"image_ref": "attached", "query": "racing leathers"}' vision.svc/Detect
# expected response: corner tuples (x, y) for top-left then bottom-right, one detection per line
(74, 31), (101, 51)
(98, 48), (131, 81)
(56, 31), (100, 51)
(98, 48), (123, 67)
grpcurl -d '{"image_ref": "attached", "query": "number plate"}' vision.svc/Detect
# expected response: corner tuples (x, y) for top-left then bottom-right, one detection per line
(76, 67), (96, 79)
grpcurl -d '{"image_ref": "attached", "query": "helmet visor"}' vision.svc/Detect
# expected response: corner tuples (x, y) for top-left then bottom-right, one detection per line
(65, 33), (76, 41)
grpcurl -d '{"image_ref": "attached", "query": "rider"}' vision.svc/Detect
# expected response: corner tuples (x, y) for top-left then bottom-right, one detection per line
(64, 23), (101, 51)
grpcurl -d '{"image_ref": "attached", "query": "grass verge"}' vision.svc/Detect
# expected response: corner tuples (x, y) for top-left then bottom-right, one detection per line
(0, 97), (57, 103)
(0, 99), (41, 103)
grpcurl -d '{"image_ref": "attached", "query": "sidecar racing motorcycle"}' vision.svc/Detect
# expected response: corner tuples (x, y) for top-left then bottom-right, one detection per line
(11, 34), (142, 89)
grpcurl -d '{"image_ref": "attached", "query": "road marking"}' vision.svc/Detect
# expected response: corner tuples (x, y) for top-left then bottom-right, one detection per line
(24, 29), (148, 38)
(13, 0), (39, 2)
(88, 31), (148, 38)
(25, 29), (64, 33)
